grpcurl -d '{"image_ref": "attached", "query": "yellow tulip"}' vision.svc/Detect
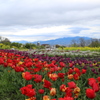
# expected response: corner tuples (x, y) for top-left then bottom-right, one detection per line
(43, 95), (50, 100)
(50, 88), (56, 96)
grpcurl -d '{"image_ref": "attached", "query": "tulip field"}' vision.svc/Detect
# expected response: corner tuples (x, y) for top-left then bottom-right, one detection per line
(0, 49), (100, 100)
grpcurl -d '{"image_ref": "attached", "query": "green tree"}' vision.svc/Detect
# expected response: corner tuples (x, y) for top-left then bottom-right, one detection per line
(89, 39), (100, 47)
(11, 42), (22, 48)
(0, 37), (11, 45)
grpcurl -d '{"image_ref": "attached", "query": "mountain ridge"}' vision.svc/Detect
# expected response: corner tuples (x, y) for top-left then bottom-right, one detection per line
(12, 36), (92, 46)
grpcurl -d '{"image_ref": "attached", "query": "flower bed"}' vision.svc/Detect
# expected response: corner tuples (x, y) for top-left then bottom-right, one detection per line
(0, 49), (100, 100)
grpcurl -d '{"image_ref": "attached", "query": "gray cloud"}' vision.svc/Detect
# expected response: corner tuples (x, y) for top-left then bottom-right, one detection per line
(91, 32), (100, 34)
(0, 0), (100, 27)
(0, 0), (100, 41)
(69, 27), (90, 34)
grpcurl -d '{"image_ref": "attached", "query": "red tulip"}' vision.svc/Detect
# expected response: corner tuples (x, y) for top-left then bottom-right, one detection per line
(25, 89), (36, 97)
(92, 83), (99, 92)
(33, 74), (42, 83)
(63, 97), (74, 100)
(65, 87), (72, 97)
(20, 85), (36, 97)
(86, 88), (96, 99)
(26, 97), (36, 100)
(60, 84), (67, 92)
(25, 62), (33, 67)
(22, 72), (33, 80)
(26, 84), (33, 89)
(67, 68), (74, 74)
(0, 57), (4, 64)
(58, 73), (65, 78)
(96, 77), (100, 83)
(69, 63), (73, 67)
(59, 62), (65, 68)
(14, 66), (24, 72)
(74, 68), (81, 76)
(73, 74), (79, 80)
(59, 96), (74, 100)
(38, 89), (45, 94)
(68, 81), (76, 89)
(49, 73), (58, 81)
(43, 80), (52, 89)
(81, 69), (86, 74)
(88, 78), (96, 87)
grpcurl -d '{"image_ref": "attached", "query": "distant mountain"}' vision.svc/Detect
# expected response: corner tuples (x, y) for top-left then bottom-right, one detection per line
(12, 40), (30, 44)
(13, 36), (92, 46)
(33, 36), (92, 46)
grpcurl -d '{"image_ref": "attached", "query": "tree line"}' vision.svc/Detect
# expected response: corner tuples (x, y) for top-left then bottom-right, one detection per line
(0, 36), (100, 49)
(70, 38), (100, 47)
(0, 36), (45, 49)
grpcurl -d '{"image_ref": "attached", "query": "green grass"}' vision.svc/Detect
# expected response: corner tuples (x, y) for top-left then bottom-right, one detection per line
(0, 66), (26, 100)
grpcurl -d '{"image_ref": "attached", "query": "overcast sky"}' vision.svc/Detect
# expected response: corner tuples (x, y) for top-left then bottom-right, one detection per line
(0, 0), (100, 42)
